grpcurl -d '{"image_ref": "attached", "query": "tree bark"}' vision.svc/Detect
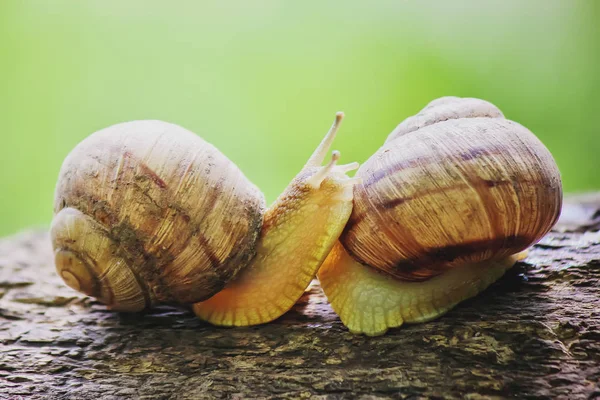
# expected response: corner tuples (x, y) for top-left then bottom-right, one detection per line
(1, 196), (599, 399)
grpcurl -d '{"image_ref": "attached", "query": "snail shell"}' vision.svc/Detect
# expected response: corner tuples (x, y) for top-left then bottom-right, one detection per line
(51, 120), (265, 311)
(343, 96), (562, 280)
(318, 97), (562, 336)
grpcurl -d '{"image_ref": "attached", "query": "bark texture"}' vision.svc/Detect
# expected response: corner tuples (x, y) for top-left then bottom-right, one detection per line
(1, 196), (599, 399)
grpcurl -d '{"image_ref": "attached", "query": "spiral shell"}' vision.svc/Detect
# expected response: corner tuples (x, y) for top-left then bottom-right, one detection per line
(341, 97), (562, 281)
(51, 120), (265, 311)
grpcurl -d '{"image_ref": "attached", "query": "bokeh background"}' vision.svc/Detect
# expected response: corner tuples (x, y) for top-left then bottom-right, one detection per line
(1, 1), (598, 237)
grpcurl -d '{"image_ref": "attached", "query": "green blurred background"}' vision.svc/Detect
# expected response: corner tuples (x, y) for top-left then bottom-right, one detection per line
(1, 1), (598, 237)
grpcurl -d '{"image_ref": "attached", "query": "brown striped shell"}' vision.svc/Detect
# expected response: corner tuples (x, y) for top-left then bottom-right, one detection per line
(341, 97), (562, 281)
(51, 120), (265, 311)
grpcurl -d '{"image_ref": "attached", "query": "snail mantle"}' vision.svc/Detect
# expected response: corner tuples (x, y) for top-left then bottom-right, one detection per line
(0, 195), (599, 399)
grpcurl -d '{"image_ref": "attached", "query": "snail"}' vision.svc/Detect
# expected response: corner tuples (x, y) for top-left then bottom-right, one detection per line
(317, 97), (563, 336)
(51, 113), (361, 326)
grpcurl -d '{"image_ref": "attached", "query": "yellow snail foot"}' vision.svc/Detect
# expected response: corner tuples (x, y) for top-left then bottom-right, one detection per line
(193, 151), (360, 326)
(318, 242), (524, 336)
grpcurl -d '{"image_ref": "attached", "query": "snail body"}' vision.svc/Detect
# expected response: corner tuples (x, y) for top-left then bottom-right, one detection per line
(52, 114), (359, 326)
(318, 97), (562, 336)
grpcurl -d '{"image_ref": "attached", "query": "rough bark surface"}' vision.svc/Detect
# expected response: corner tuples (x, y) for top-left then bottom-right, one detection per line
(1, 197), (599, 399)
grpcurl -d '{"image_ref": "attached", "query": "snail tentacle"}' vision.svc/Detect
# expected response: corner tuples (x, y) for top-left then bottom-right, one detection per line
(304, 112), (345, 168)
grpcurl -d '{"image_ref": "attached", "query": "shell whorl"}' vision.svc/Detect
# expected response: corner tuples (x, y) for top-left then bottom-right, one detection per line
(51, 120), (265, 310)
(341, 97), (562, 281)
(52, 207), (148, 311)
(385, 96), (504, 143)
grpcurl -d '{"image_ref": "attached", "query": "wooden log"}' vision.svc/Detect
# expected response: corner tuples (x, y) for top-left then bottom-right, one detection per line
(0, 196), (599, 399)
